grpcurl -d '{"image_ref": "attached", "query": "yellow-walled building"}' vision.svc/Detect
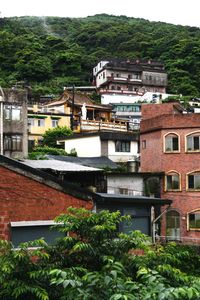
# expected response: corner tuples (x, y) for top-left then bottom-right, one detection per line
(28, 104), (71, 149)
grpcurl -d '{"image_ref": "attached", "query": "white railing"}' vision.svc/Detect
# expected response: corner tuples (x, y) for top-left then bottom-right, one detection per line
(81, 119), (129, 132)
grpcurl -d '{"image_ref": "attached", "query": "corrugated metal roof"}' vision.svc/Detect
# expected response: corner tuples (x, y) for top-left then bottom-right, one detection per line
(22, 159), (102, 172)
(47, 155), (118, 169)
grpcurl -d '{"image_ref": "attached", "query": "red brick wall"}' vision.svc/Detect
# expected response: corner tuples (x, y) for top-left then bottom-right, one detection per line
(141, 102), (182, 120)
(0, 166), (92, 240)
(140, 106), (200, 243)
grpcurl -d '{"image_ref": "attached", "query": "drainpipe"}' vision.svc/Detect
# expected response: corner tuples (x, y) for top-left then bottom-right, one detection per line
(152, 205), (171, 244)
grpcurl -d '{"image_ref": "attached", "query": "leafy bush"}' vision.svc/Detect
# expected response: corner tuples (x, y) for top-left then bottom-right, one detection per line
(31, 146), (68, 156)
(42, 126), (72, 148)
(1, 208), (200, 299)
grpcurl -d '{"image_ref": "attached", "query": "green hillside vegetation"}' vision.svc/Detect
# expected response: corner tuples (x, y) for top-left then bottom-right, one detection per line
(1, 14), (200, 96)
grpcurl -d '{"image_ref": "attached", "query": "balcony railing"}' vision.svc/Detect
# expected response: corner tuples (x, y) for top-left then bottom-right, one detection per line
(80, 119), (131, 132)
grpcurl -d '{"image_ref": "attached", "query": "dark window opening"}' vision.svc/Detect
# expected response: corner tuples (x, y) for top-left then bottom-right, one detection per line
(115, 141), (130, 152)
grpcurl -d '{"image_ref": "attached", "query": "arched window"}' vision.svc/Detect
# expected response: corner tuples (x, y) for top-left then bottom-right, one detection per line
(186, 132), (200, 152)
(164, 133), (179, 152)
(165, 171), (181, 191)
(187, 171), (200, 190)
(188, 210), (200, 230)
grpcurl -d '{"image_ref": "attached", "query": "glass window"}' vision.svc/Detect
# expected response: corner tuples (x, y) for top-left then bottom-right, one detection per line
(28, 118), (35, 126)
(188, 173), (200, 190)
(165, 134), (179, 152)
(12, 107), (21, 120)
(188, 211), (200, 229)
(115, 141), (130, 152)
(166, 173), (180, 191)
(52, 119), (58, 128)
(142, 140), (146, 149)
(187, 134), (200, 151)
(4, 105), (21, 121)
(4, 135), (22, 151)
(38, 119), (45, 127)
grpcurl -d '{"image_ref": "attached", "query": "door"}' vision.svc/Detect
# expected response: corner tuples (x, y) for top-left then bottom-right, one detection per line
(166, 210), (180, 241)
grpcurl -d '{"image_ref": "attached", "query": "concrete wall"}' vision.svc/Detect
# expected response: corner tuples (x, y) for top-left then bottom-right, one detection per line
(108, 140), (138, 162)
(64, 136), (101, 157)
(3, 89), (28, 158)
(107, 174), (143, 195)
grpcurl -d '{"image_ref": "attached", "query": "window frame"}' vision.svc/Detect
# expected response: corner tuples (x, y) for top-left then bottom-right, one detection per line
(186, 171), (200, 191)
(4, 105), (21, 121)
(115, 140), (131, 153)
(164, 132), (180, 153)
(37, 118), (45, 127)
(186, 131), (200, 152)
(4, 134), (22, 151)
(187, 209), (200, 231)
(164, 171), (181, 192)
(52, 119), (58, 128)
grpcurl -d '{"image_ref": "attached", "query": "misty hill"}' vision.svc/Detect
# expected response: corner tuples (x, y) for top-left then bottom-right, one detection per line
(0, 14), (200, 96)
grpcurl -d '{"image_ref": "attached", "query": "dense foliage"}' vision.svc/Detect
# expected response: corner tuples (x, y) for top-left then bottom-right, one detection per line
(1, 208), (200, 299)
(1, 14), (200, 96)
(42, 126), (72, 148)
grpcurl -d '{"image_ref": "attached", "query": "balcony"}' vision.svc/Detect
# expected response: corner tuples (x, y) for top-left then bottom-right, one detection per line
(80, 119), (130, 132)
(107, 76), (142, 83)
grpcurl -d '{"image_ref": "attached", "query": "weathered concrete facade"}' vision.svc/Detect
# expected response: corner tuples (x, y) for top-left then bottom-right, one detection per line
(1, 88), (28, 158)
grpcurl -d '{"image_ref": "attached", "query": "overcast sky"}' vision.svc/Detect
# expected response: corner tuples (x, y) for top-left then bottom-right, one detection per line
(1, 0), (199, 28)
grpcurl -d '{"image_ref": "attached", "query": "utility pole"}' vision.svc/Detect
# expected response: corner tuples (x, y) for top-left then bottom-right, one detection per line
(70, 84), (75, 131)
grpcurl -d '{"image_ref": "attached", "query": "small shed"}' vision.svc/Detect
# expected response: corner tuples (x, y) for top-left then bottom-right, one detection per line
(94, 193), (172, 236)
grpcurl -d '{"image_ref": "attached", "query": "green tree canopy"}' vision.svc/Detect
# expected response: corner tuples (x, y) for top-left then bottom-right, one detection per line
(42, 126), (72, 148)
(1, 15), (200, 95)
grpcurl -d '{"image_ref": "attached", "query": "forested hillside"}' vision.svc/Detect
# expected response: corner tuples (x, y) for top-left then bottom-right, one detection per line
(1, 14), (200, 96)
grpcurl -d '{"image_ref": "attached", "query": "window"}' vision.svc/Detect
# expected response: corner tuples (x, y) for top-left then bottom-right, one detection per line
(115, 141), (130, 152)
(52, 119), (58, 128)
(187, 172), (200, 190)
(186, 133), (200, 151)
(4, 135), (22, 151)
(103, 72), (105, 79)
(119, 188), (129, 195)
(165, 172), (180, 191)
(4, 105), (21, 121)
(165, 134), (179, 152)
(188, 211), (200, 230)
(38, 119), (45, 127)
(28, 118), (35, 126)
(128, 85), (133, 91)
(142, 140), (146, 149)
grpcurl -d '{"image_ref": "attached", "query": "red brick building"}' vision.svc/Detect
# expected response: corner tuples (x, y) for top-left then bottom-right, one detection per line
(0, 155), (92, 246)
(140, 102), (200, 244)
